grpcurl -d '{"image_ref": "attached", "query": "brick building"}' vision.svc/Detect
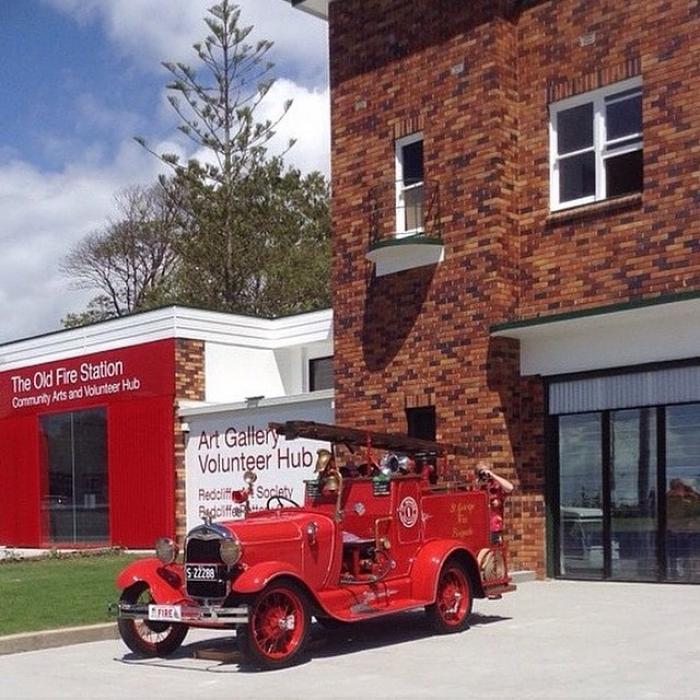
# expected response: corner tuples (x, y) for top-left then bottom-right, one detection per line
(288, 0), (700, 582)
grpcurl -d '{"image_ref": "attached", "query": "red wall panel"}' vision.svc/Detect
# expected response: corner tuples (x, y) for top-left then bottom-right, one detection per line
(0, 415), (41, 545)
(108, 397), (175, 547)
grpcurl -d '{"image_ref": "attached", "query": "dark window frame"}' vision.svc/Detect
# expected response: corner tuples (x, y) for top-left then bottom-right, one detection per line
(405, 405), (436, 442)
(549, 398), (700, 583)
(309, 356), (333, 392)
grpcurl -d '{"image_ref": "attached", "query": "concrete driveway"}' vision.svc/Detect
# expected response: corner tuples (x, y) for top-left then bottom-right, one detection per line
(1, 580), (697, 699)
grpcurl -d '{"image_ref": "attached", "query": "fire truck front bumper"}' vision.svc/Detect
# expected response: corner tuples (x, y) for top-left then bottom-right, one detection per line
(112, 602), (249, 625)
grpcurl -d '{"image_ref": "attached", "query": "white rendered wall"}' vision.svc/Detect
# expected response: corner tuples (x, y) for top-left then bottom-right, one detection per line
(274, 346), (303, 395)
(493, 298), (700, 377)
(205, 343), (286, 403)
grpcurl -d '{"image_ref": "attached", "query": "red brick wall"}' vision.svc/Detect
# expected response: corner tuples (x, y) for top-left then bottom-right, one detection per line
(517, 0), (700, 317)
(328, 0), (700, 575)
(329, 0), (537, 570)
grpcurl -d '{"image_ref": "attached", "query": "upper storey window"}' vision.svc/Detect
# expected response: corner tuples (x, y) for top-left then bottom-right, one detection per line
(549, 78), (643, 210)
(395, 133), (424, 235)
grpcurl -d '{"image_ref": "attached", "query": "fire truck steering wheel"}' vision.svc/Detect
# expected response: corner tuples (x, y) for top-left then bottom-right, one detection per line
(266, 495), (301, 509)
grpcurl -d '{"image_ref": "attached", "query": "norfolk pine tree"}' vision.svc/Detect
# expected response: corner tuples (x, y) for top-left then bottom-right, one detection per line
(62, 1), (330, 326)
(136, 0), (330, 315)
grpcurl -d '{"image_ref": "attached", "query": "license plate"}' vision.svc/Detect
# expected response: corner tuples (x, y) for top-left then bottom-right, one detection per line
(186, 564), (220, 581)
(148, 604), (182, 622)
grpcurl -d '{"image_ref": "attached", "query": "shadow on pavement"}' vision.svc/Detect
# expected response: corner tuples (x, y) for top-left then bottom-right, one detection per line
(115, 610), (510, 674)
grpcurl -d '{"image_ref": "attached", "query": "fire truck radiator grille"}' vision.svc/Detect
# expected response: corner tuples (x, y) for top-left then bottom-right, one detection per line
(185, 537), (227, 599)
(186, 537), (221, 563)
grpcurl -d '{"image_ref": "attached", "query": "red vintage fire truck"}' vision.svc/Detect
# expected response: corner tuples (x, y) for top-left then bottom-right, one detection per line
(114, 421), (515, 669)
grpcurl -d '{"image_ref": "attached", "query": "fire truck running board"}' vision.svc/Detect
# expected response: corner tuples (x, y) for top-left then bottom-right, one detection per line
(343, 598), (429, 620)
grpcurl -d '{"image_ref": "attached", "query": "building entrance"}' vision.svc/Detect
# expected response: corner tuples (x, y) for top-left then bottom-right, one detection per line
(39, 408), (108, 544)
(553, 402), (700, 583)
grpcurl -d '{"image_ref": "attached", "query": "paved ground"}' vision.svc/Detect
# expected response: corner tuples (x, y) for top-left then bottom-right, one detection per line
(1, 580), (698, 699)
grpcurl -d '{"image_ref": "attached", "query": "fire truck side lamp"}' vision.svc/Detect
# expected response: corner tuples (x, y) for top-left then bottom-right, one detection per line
(220, 536), (242, 566)
(306, 522), (318, 545)
(155, 537), (179, 565)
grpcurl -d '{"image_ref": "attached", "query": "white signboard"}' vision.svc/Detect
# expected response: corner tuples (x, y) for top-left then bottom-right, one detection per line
(184, 397), (333, 532)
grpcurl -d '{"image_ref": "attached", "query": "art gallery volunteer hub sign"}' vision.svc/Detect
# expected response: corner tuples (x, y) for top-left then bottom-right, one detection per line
(184, 399), (333, 531)
(196, 425), (314, 473)
(0, 342), (174, 418)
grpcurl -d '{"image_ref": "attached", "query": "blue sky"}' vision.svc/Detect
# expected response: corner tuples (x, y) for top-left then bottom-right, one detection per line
(0, 0), (329, 341)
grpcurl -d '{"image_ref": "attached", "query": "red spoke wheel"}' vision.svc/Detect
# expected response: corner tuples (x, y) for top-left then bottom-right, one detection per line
(117, 582), (188, 658)
(425, 560), (473, 633)
(238, 582), (310, 669)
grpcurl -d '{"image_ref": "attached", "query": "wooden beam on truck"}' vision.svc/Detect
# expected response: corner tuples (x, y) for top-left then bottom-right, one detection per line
(269, 420), (471, 457)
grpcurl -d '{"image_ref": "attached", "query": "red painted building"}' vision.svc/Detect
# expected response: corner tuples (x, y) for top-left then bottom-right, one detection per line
(0, 306), (333, 548)
(0, 340), (176, 548)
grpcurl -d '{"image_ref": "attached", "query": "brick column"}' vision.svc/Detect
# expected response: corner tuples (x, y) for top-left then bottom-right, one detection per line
(173, 338), (205, 542)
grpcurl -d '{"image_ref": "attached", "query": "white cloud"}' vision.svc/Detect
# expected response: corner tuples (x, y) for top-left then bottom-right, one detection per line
(1, 2), (331, 342)
(0, 76), (330, 343)
(44, 0), (328, 86)
(260, 80), (330, 175)
(0, 144), (166, 342)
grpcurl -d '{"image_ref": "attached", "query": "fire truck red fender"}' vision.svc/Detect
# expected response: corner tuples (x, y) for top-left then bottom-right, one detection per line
(231, 561), (307, 595)
(116, 558), (185, 604)
(411, 541), (484, 602)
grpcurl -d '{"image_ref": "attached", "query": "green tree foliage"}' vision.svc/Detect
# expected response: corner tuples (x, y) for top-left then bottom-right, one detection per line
(174, 158), (329, 315)
(138, 0), (330, 315)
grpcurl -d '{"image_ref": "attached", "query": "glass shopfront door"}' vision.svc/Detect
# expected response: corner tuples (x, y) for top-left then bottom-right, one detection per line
(555, 403), (700, 583)
(665, 405), (700, 581)
(40, 408), (108, 543)
(610, 408), (657, 580)
(558, 413), (604, 578)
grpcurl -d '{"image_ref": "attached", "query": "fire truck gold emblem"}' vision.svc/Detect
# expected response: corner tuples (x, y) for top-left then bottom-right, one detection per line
(397, 496), (419, 528)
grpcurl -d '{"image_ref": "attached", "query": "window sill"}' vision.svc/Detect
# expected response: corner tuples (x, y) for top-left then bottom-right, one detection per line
(547, 192), (642, 225)
(366, 234), (444, 276)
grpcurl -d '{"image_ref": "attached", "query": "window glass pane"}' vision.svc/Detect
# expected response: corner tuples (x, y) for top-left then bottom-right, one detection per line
(606, 94), (642, 141)
(605, 150), (643, 197)
(73, 409), (109, 542)
(559, 151), (595, 202)
(557, 102), (593, 154)
(666, 404), (700, 582)
(40, 409), (108, 544)
(406, 406), (436, 441)
(401, 140), (423, 184)
(402, 184), (423, 231)
(610, 408), (657, 581)
(310, 356), (333, 392)
(40, 414), (74, 542)
(559, 413), (604, 578)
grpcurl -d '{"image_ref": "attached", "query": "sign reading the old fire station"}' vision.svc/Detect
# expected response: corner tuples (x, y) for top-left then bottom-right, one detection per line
(0, 340), (174, 417)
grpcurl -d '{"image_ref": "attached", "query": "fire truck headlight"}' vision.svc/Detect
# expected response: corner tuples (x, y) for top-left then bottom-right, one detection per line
(155, 537), (179, 565)
(220, 536), (242, 566)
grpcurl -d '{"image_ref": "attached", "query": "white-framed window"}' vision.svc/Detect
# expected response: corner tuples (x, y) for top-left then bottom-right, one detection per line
(395, 132), (424, 235)
(549, 77), (643, 211)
